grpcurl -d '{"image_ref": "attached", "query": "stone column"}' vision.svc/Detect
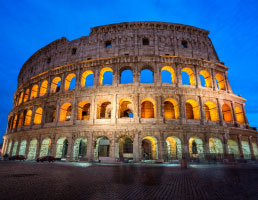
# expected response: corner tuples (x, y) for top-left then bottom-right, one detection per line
(223, 133), (229, 158)
(194, 65), (200, 88)
(35, 136), (42, 159)
(2, 137), (7, 155)
(49, 135), (56, 157)
(231, 102), (237, 125)
(237, 135), (244, 158)
(203, 134), (210, 158)
(25, 139), (30, 158)
(60, 73), (66, 93)
(55, 101), (61, 125)
(30, 106), (36, 128)
(111, 94), (117, 124)
(175, 63), (181, 87)
(158, 131), (166, 161)
(86, 132), (94, 161)
(211, 68), (218, 91)
(46, 75), (51, 95)
(66, 134), (74, 161)
(248, 136), (255, 160)
(242, 104), (249, 126)
(75, 67), (81, 91)
(112, 132), (116, 160)
(133, 132), (140, 162)
(93, 69), (99, 87)
(199, 96), (205, 125)
(179, 95), (185, 124)
(37, 81), (41, 97)
(216, 98), (224, 126)
(16, 139), (21, 155)
(41, 103), (47, 128)
(71, 99), (77, 125)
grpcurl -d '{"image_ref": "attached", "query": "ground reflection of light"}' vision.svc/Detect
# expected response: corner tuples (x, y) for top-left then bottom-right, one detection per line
(55, 162), (93, 168)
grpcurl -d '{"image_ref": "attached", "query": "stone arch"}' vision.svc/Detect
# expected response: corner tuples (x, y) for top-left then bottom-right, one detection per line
(189, 137), (204, 158)
(119, 98), (133, 118)
(140, 66), (154, 83)
(99, 67), (113, 86)
(45, 105), (56, 123)
(94, 136), (110, 160)
(215, 73), (226, 90)
(78, 101), (91, 120)
(65, 73), (76, 91)
(222, 104), (233, 122)
(182, 67), (195, 85)
(209, 137), (223, 154)
(200, 70), (212, 88)
(97, 100), (112, 119)
(12, 141), (18, 156)
(227, 139), (240, 158)
(81, 70), (94, 87)
(27, 138), (38, 159)
(241, 140), (251, 159)
(7, 141), (12, 155)
(39, 138), (51, 157)
(120, 66), (133, 84)
(161, 66), (175, 84)
(56, 137), (68, 158)
(164, 98), (179, 119)
(166, 136), (182, 160)
(141, 98), (156, 118)
(235, 106), (244, 124)
(24, 88), (30, 102)
(59, 103), (72, 121)
(73, 137), (87, 160)
(142, 136), (158, 160)
(18, 140), (27, 156)
(39, 80), (48, 96)
(204, 101), (218, 121)
(118, 136), (133, 159)
(30, 84), (38, 99)
(50, 77), (61, 93)
(185, 99), (200, 120)
(17, 112), (24, 128)
(34, 107), (43, 125)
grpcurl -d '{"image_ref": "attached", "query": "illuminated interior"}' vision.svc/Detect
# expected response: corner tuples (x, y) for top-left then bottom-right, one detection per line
(209, 137), (223, 154)
(227, 139), (240, 158)
(23, 88), (30, 102)
(39, 138), (51, 157)
(17, 112), (24, 128)
(235, 106), (244, 124)
(73, 137), (87, 160)
(81, 70), (94, 87)
(34, 107), (43, 125)
(65, 73), (76, 91)
(50, 77), (61, 93)
(142, 136), (158, 160)
(215, 73), (226, 90)
(12, 141), (18, 156)
(18, 91), (24, 105)
(164, 98), (179, 119)
(181, 67), (195, 85)
(97, 100), (112, 119)
(18, 140), (27, 156)
(119, 98), (133, 118)
(59, 103), (72, 121)
(27, 138), (37, 159)
(77, 101), (91, 120)
(166, 136), (182, 159)
(252, 142), (258, 159)
(222, 104), (233, 122)
(189, 137), (204, 158)
(56, 137), (68, 158)
(12, 115), (17, 129)
(204, 101), (218, 121)
(7, 141), (12, 154)
(241, 140), (251, 159)
(185, 99), (200, 120)
(118, 136), (133, 158)
(161, 66), (175, 84)
(30, 84), (38, 99)
(94, 136), (110, 160)
(141, 98), (155, 118)
(39, 80), (48, 96)
(200, 70), (212, 88)
(99, 67), (113, 86)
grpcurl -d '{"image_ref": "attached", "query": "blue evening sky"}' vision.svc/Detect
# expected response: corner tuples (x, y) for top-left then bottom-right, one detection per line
(0, 0), (258, 143)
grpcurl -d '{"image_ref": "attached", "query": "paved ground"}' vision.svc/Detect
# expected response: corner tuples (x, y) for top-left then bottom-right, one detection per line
(0, 161), (258, 200)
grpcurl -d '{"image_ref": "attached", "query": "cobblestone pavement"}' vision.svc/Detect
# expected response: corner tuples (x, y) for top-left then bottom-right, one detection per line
(0, 161), (258, 200)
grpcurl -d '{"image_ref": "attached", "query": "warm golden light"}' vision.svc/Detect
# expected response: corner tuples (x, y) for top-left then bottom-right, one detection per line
(59, 103), (72, 121)
(182, 67), (195, 85)
(222, 104), (233, 122)
(141, 98), (155, 118)
(30, 85), (38, 99)
(40, 80), (48, 96)
(200, 70), (212, 88)
(99, 67), (113, 86)
(50, 77), (61, 93)
(204, 101), (218, 121)
(164, 98), (179, 119)
(24, 110), (32, 126)
(215, 73), (225, 90)
(161, 66), (175, 83)
(77, 101), (91, 120)
(65, 73), (76, 91)
(235, 106), (244, 124)
(34, 107), (43, 125)
(81, 70), (94, 87)
(185, 99), (200, 120)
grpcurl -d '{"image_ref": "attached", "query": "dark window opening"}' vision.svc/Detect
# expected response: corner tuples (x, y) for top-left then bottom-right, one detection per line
(124, 53), (129, 56)
(47, 57), (51, 64)
(87, 57), (92, 60)
(72, 48), (77, 55)
(165, 54), (170, 56)
(143, 38), (149, 45)
(105, 40), (112, 48)
(181, 40), (188, 48)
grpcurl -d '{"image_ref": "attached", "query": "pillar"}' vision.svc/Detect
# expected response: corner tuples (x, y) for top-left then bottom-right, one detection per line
(223, 133), (229, 158)
(248, 136), (255, 160)
(86, 132), (94, 161)
(199, 96), (205, 125)
(237, 135), (244, 158)
(133, 132), (140, 162)
(66, 134), (73, 160)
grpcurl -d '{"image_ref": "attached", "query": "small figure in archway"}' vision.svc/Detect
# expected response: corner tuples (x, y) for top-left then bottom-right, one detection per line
(192, 141), (198, 155)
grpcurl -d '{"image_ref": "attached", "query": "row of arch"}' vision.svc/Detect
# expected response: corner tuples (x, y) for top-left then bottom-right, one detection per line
(15, 66), (227, 106)
(8, 98), (245, 131)
(5, 135), (258, 160)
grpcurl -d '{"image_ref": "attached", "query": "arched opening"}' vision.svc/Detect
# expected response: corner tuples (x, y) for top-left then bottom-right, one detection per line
(59, 103), (72, 121)
(30, 85), (38, 99)
(189, 137), (204, 159)
(140, 68), (153, 83)
(164, 98), (179, 119)
(252, 142), (258, 159)
(209, 137), (223, 154)
(7, 141), (12, 155)
(45, 106), (56, 123)
(94, 137), (110, 160)
(200, 70), (212, 88)
(17, 112), (24, 128)
(141, 98), (155, 118)
(65, 73), (76, 91)
(227, 139), (240, 158)
(12, 141), (18, 156)
(39, 138), (51, 157)
(81, 70), (94, 87)
(120, 68), (133, 84)
(241, 140), (251, 159)
(73, 137), (87, 160)
(24, 88), (30, 102)
(185, 99), (200, 120)
(18, 91), (24, 105)
(78, 101), (91, 120)
(50, 77), (61, 93)
(142, 136), (158, 160)
(235, 106), (244, 124)
(18, 140), (27, 156)
(97, 101), (112, 119)
(119, 98), (133, 118)
(34, 107), (43, 125)
(27, 139), (38, 159)
(99, 67), (113, 86)
(161, 66), (175, 84)
(166, 136), (182, 160)
(182, 67), (195, 85)
(56, 137), (68, 158)
(204, 101), (218, 121)
(118, 136), (133, 159)
(222, 104), (233, 122)
(215, 73), (226, 90)
(39, 80), (48, 96)
(12, 115), (17, 129)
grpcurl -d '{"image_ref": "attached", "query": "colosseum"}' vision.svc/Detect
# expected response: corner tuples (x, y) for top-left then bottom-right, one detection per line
(2, 21), (258, 162)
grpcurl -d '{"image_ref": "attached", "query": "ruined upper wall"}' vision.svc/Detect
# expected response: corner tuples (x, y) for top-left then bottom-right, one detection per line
(18, 21), (220, 86)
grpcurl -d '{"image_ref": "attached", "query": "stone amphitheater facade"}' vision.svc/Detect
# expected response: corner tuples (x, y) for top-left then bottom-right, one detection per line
(3, 22), (258, 162)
